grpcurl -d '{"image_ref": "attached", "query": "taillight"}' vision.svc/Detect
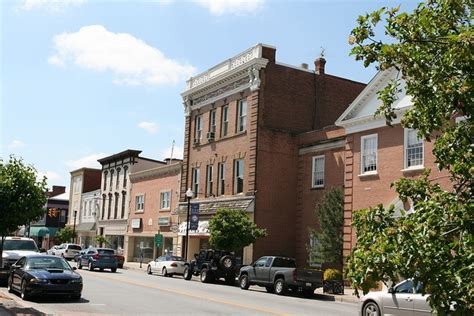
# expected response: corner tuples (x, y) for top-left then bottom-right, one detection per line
(293, 270), (297, 281)
(170, 263), (178, 267)
(92, 254), (100, 260)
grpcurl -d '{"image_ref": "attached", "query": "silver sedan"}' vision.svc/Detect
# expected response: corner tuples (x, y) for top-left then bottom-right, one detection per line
(359, 279), (432, 316)
(146, 255), (186, 277)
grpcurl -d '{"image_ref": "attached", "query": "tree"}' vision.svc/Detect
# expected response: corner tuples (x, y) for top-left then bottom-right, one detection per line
(209, 208), (267, 251)
(0, 156), (47, 267)
(95, 235), (108, 247)
(56, 227), (77, 243)
(307, 187), (344, 266)
(346, 1), (473, 313)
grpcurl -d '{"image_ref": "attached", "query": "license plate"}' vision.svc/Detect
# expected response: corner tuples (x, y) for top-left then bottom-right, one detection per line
(306, 282), (312, 287)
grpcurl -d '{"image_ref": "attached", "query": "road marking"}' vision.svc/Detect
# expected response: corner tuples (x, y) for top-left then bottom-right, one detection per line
(83, 272), (292, 316)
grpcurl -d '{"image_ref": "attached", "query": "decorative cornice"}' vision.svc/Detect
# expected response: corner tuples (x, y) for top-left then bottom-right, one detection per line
(129, 162), (182, 183)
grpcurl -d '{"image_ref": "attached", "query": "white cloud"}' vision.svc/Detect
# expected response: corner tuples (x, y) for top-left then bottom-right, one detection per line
(49, 25), (196, 86)
(161, 146), (183, 160)
(37, 170), (62, 182)
(138, 121), (158, 134)
(19, 0), (86, 12)
(195, 0), (265, 16)
(65, 152), (107, 170)
(8, 140), (26, 149)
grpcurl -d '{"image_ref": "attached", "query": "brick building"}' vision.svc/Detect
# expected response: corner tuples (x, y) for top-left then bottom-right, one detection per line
(177, 44), (365, 264)
(335, 68), (452, 257)
(97, 149), (165, 253)
(127, 160), (182, 262)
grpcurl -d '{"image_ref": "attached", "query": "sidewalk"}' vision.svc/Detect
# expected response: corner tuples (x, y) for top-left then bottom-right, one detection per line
(0, 289), (45, 316)
(122, 261), (360, 304)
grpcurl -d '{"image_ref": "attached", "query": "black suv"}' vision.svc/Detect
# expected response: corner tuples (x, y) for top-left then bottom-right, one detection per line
(183, 249), (237, 285)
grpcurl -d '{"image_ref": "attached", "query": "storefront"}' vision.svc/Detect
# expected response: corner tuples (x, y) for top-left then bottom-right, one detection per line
(127, 233), (179, 262)
(178, 220), (211, 261)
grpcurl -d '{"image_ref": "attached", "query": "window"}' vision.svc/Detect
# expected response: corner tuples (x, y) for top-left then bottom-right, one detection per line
(206, 165), (213, 197)
(103, 171), (108, 191)
(114, 193), (119, 219)
(221, 105), (228, 137)
(192, 168), (200, 198)
(101, 195), (106, 219)
(121, 192), (126, 218)
(209, 110), (216, 134)
(234, 159), (244, 194)
(109, 169), (114, 191)
(73, 176), (81, 193)
(218, 162), (225, 196)
(405, 129), (424, 168)
(116, 168), (121, 189)
(312, 155), (325, 188)
(123, 166), (128, 188)
(237, 99), (247, 132)
(361, 134), (378, 174)
(160, 191), (171, 209)
(195, 115), (203, 142)
(135, 195), (145, 212)
(107, 193), (112, 219)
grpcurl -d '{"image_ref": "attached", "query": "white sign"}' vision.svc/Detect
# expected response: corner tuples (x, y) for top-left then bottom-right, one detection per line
(131, 218), (141, 229)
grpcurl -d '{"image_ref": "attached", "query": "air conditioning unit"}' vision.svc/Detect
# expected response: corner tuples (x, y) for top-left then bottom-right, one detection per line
(207, 132), (215, 142)
(193, 138), (200, 145)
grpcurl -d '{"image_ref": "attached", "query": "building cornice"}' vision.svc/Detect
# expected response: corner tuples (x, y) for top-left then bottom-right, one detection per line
(129, 162), (182, 183)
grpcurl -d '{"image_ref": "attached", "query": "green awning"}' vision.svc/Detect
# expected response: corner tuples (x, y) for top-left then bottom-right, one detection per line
(29, 227), (58, 237)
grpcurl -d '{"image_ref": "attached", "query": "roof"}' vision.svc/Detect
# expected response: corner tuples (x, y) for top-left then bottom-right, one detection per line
(49, 192), (69, 201)
(97, 149), (142, 165)
(69, 167), (102, 175)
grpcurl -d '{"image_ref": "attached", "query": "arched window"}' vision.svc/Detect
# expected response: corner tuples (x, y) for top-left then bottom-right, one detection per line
(103, 171), (108, 191)
(116, 167), (121, 189)
(123, 166), (128, 188)
(114, 193), (119, 219)
(121, 191), (126, 219)
(108, 193), (112, 219)
(109, 169), (114, 191)
(101, 194), (106, 219)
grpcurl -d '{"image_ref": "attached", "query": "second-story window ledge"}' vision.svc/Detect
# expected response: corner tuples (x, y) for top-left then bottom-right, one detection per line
(358, 171), (378, 178)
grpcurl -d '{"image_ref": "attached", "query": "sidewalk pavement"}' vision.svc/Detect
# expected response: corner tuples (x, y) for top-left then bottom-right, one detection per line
(0, 289), (45, 316)
(122, 261), (360, 304)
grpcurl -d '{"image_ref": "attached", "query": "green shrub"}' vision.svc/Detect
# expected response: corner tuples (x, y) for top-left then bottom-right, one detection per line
(324, 268), (342, 281)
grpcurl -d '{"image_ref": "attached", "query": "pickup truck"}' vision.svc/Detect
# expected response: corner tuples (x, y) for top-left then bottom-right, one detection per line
(0, 237), (39, 281)
(238, 256), (323, 297)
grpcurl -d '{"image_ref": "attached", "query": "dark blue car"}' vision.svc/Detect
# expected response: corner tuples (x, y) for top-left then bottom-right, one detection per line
(7, 254), (82, 301)
(77, 248), (118, 272)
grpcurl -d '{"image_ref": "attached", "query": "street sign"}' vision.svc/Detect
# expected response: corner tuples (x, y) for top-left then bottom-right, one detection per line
(154, 233), (163, 248)
(190, 203), (199, 230)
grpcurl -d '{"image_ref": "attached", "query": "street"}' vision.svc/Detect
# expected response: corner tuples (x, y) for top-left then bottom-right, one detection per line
(0, 265), (358, 315)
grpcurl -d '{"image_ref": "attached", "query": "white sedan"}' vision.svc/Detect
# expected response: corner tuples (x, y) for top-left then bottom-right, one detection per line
(359, 279), (432, 316)
(146, 255), (186, 277)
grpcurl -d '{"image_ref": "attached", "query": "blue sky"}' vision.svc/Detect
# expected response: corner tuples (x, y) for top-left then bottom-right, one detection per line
(0, 0), (417, 191)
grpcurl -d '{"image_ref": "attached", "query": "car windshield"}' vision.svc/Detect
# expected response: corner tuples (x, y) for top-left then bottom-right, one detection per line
(98, 249), (115, 255)
(68, 245), (82, 250)
(26, 257), (71, 270)
(4, 240), (38, 251)
(167, 256), (183, 261)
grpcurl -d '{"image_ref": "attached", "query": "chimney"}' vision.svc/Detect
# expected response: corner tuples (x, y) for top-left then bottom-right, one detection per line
(300, 63), (309, 70)
(315, 57), (326, 75)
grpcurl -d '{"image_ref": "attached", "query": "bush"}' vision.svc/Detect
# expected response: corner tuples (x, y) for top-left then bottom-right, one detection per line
(324, 268), (342, 281)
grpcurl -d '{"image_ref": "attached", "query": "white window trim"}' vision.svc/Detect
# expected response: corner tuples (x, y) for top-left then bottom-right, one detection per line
(311, 155), (325, 188)
(135, 194), (145, 213)
(403, 128), (424, 171)
(160, 191), (171, 210)
(360, 134), (378, 176)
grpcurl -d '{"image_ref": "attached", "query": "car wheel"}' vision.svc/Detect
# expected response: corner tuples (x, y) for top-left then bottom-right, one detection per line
(239, 274), (250, 290)
(200, 268), (212, 283)
(147, 265), (152, 275)
(7, 276), (13, 293)
(183, 267), (192, 280)
(20, 280), (31, 301)
(265, 286), (274, 293)
(362, 301), (380, 316)
(162, 267), (168, 277)
(111, 268), (117, 273)
(88, 262), (94, 271)
(219, 255), (234, 271)
(274, 278), (287, 295)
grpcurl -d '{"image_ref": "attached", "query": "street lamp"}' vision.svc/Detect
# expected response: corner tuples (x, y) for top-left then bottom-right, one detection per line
(184, 188), (194, 261)
(72, 210), (77, 243)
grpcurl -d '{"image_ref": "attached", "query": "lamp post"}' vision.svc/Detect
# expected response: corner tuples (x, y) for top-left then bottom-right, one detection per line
(72, 210), (77, 243)
(184, 188), (194, 261)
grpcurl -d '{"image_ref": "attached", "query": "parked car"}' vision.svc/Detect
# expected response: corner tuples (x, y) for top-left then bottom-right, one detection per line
(359, 279), (433, 316)
(0, 237), (39, 282)
(46, 245), (60, 255)
(7, 254), (82, 301)
(52, 243), (82, 260)
(74, 250), (87, 263)
(77, 248), (118, 272)
(147, 255), (186, 277)
(183, 249), (238, 285)
(238, 256), (323, 297)
(115, 252), (124, 269)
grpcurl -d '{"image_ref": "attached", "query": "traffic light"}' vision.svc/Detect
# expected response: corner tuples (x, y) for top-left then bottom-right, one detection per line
(48, 208), (57, 217)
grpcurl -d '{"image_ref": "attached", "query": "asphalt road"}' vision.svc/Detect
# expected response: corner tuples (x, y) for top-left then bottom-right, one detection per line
(1, 265), (358, 316)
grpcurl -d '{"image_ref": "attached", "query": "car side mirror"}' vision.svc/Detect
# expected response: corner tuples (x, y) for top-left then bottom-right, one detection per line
(11, 264), (19, 270)
(388, 287), (394, 294)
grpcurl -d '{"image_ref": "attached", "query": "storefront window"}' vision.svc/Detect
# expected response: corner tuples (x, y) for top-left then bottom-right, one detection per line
(132, 237), (154, 262)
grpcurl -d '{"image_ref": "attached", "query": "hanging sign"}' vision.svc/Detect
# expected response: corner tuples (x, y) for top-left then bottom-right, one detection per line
(190, 203), (200, 230)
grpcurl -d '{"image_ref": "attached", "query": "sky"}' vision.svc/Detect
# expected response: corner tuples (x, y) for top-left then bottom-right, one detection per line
(0, 0), (418, 191)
